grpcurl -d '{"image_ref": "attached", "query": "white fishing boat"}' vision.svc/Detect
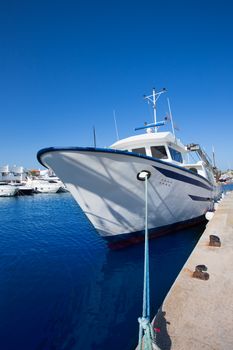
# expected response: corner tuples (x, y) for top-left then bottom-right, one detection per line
(37, 89), (221, 246)
(0, 184), (18, 197)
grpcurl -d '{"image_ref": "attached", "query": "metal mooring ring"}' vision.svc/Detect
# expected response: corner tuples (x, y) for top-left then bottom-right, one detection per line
(137, 170), (151, 181)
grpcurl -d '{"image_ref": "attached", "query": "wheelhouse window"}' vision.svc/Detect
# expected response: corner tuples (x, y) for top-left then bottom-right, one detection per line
(189, 167), (198, 174)
(151, 146), (168, 159)
(132, 147), (147, 156)
(169, 147), (183, 163)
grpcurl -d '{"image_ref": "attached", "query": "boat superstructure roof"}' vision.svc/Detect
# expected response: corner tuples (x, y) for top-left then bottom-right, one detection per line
(110, 131), (187, 152)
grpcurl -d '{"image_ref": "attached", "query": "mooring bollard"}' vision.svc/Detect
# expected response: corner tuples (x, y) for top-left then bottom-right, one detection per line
(193, 264), (209, 280)
(209, 234), (221, 247)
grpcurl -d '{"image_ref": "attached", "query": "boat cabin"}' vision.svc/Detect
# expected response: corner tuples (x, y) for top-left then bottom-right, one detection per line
(110, 131), (215, 184)
(110, 89), (216, 185)
(110, 131), (186, 166)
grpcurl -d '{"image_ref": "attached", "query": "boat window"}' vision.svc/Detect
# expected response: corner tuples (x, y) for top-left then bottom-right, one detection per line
(151, 146), (168, 159)
(169, 147), (183, 163)
(189, 167), (198, 174)
(132, 147), (147, 156)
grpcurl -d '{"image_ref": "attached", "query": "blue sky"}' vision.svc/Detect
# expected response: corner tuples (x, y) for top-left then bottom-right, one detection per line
(0, 0), (232, 170)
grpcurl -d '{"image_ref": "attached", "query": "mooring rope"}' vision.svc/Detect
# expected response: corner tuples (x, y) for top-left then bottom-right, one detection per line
(137, 173), (161, 350)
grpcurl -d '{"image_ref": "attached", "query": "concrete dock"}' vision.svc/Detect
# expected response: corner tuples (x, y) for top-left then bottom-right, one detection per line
(151, 191), (233, 350)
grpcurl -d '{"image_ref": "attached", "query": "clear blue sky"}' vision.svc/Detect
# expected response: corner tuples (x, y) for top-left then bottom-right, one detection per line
(0, 0), (232, 170)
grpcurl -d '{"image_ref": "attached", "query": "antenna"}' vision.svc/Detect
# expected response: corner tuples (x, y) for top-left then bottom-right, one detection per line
(144, 88), (166, 131)
(93, 126), (96, 148)
(167, 97), (176, 139)
(113, 110), (119, 140)
(212, 145), (216, 168)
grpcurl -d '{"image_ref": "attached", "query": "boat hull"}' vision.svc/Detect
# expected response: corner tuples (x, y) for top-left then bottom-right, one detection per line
(16, 186), (34, 195)
(0, 185), (18, 197)
(27, 180), (61, 193)
(38, 147), (219, 242)
(107, 214), (207, 248)
(34, 187), (60, 194)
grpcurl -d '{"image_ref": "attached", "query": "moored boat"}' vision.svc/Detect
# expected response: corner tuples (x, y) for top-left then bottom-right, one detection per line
(0, 184), (18, 197)
(27, 178), (61, 194)
(14, 184), (34, 196)
(37, 89), (221, 246)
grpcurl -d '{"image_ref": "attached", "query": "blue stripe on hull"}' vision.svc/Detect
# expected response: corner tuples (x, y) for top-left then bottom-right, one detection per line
(153, 166), (212, 191)
(106, 215), (207, 249)
(189, 195), (212, 202)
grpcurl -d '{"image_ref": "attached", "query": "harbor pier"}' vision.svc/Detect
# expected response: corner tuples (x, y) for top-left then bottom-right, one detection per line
(150, 191), (233, 350)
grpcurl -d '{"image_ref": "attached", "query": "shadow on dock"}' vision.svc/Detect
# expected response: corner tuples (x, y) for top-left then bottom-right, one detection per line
(153, 308), (172, 350)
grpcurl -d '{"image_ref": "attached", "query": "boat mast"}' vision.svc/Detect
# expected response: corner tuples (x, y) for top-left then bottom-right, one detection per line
(144, 88), (166, 132)
(152, 88), (157, 125)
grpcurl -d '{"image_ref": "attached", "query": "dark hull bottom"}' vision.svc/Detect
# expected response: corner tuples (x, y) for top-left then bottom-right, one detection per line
(106, 215), (207, 249)
(17, 189), (34, 196)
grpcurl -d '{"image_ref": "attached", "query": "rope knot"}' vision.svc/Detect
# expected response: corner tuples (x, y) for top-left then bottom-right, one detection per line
(138, 317), (150, 330)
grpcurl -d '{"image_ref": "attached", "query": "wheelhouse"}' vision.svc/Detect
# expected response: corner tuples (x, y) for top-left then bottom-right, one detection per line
(110, 131), (216, 184)
(110, 131), (185, 166)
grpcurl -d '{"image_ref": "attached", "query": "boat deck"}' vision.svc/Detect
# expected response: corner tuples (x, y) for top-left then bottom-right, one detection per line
(151, 191), (233, 350)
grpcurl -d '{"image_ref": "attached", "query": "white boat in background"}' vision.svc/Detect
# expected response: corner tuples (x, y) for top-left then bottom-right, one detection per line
(40, 175), (68, 192)
(27, 178), (62, 194)
(0, 165), (67, 196)
(37, 89), (221, 247)
(11, 184), (34, 196)
(0, 184), (18, 197)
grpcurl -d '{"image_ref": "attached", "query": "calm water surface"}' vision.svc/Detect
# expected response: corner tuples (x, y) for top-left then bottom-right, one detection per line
(0, 191), (218, 350)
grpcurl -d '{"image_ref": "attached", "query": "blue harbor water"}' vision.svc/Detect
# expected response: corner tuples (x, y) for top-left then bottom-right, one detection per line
(0, 187), (230, 350)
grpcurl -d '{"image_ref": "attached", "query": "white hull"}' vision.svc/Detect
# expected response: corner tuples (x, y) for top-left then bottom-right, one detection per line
(34, 184), (60, 194)
(26, 179), (61, 193)
(0, 185), (18, 197)
(38, 148), (218, 242)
